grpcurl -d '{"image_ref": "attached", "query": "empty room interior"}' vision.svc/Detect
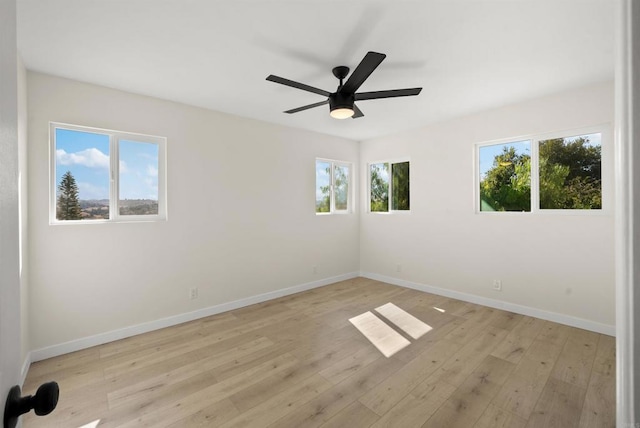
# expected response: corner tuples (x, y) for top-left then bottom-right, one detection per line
(1, 1), (637, 427)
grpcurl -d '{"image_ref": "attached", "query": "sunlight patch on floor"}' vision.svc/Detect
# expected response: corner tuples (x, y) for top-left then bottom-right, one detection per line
(349, 311), (411, 357)
(78, 419), (101, 428)
(375, 302), (433, 339)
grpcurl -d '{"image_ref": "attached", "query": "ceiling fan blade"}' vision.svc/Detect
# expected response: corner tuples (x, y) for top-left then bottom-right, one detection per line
(284, 99), (329, 114)
(355, 88), (422, 101)
(352, 104), (364, 118)
(266, 75), (331, 97)
(340, 51), (386, 95)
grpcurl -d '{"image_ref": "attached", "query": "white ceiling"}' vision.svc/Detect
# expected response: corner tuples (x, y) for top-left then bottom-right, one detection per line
(17, 0), (614, 141)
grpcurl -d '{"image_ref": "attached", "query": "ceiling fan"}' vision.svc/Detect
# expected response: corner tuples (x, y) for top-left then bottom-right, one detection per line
(266, 51), (422, 119)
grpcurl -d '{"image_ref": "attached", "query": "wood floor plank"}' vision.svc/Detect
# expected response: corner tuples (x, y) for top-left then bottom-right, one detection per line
(550, 328), (599, 388)
(117, 396), (239, 428)
(490, 311), (524, 332)
(591, 333), (616, 377)
(221, 374), (332, 428)
(526, 377), (586, 428)
(443, 306), (497, 345)
(228, 337), (367, 412)
(96, 372), (222, 428)
(25, 347), (100, 381)
(319, 346), (382, 385)
(537, 321), (572, 347)
(490, 316), (546, 364)
(428, 326), (509, 387)
(578, 370), (615, 428)
(268, 356), (404, 428)
(370, 379), (456, 428)
(318, 401), (380, 428)
(578, 334), (616, 428)
(491, 339), (563, 419)
(473, 404), (527, 428)
(22, 279), (615, 428)
(165, 398), (240, 428)
(422, 355), (515, 428)
(359, 338), (461, 416)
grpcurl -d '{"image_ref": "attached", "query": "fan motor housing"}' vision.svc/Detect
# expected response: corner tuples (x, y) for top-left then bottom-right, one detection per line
(329, 92), (355, 111)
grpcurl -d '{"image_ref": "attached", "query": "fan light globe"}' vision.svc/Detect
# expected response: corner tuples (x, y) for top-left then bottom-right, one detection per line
(330, 107), (355, 119)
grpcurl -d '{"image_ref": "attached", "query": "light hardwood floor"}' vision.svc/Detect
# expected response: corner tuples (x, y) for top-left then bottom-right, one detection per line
(23, 278), (615, 427)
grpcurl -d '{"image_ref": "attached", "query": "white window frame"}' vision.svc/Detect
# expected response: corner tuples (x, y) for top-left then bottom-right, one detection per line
(315, 158), (353, 215)
(475, 125), (610, 215)
(50, 122), (167, 224)
(368, 158), (411, 214)
(475, 138), (533, 215)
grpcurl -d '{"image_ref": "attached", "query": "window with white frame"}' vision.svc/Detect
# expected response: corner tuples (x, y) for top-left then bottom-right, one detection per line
(369, 160), (410, 212)
(315, 159), (351, 214)
(477, 128), (603, 212)
(478, 140), (532, 212)
(51, 123), (167, 223)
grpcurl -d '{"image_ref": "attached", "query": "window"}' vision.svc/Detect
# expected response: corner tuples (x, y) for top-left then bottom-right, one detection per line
(477, 128), (603, 213)
(370, 160), (410, 212)
(315, 159), (351, 214)
(51, 123), (166, 223)
(538, 133), (601, 210)
(478, 140), (531, 212)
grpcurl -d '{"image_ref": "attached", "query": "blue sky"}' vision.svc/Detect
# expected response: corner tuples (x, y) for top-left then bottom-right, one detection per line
(56, 128), (159, 200)
(479, 140), (530, 180)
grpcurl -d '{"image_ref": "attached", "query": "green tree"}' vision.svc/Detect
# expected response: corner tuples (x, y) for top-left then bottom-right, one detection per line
(334, 165), (349, 210)
(391, 162), (410, 210)
(539, 137), (601, 209)
(480, 147), (531, 211)
(370, 163), (389, 212)
(57, 171), (82, 220)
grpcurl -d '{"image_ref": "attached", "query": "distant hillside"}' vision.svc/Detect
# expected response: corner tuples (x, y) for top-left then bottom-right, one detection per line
(76, 199), (158, 218)
(119, 199), (158, 216)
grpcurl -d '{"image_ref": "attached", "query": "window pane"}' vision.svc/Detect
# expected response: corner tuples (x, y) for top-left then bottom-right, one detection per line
(316, 161), (331, 213)
(55, 128), (110, 220)
(539, 133), (601, 210)
(391, 162), (410, 210)
(479, 141), (531, 212)
(334, 164), (349, 211)
(370, 163), (389, 212)
(119, 140), (160, 215)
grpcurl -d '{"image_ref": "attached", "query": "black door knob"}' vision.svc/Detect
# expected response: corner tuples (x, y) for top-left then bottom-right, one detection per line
(3, 381), (59, 428)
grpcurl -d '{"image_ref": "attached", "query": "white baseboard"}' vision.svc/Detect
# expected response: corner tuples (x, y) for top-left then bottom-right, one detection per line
(360, 272), (616, 337)
(30, 272), (359, 362)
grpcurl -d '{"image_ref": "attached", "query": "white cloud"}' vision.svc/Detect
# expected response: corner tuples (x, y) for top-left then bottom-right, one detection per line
(146, 165), (158, 177)
(119, 160), (128, 174)
(57, 148), (109, 169)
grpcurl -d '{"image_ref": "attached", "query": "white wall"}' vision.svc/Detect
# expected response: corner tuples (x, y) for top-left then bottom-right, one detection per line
(360, 81), (615, 331)
(0, 0), (23, 405)
(27, 72), (360, 352)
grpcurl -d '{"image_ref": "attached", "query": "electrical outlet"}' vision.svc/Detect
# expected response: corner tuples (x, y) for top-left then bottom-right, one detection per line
(492, 280), (502, 291)
(396, 264), (402, 273)
(189, 287), (198, 300)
